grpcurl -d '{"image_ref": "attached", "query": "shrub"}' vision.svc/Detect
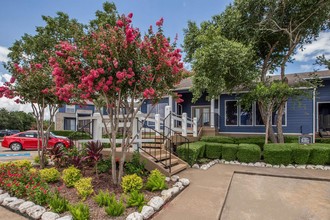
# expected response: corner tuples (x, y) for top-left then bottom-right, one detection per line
(74, 178), (94, 200)
(291, 144), (311, 165)
(236, 137), (264, 149)
(284, 136), (299, 143)
(94, 190), (115, 207)
(264, 144), (292, 165)
(205, 142), (222, 159)
(125, 152), (147, 176)
(316, 138), (330, 144)
(127, 191), (146, 212)
(26, 182), (50, 205)
(62, 166), (82, 187)
(69, 203), (90, 220)
(105, 199), (125, 217)
(40, 167), (60, 183)
(12, 159), (32, 169)
(121, 174), (143, 193)
(34, 156), (49, 166)
(97, 159), (111, 173)
(177, 142), (205, 165)
(221, 144), (238, 161)
(308, 145), (329, 165)
(48, 191), (69, 213)
(237, 144), (261, 163)
(145, 169), (167, 192)
(201, 136), (235, 144)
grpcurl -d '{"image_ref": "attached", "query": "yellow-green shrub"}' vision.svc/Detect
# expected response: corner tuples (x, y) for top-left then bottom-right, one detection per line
(11, 160), (32, 169)
(62, 166), (82, 187)
(145, 169), (167, 191)
(121, 174), (143, 193)
(74, 177), (94, 200)
(40, 167), (60, 183)
(29, 168), (38, 174)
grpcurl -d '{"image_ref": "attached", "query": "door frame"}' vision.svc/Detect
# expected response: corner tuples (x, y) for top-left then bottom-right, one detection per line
(317, 101), (330, 132)
(191, 105), (211, 126)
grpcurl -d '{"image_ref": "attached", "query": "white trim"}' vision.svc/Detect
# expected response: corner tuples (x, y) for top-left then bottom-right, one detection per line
(313, 88), (316, 143)
(219, 131), (312, 135)
(225, 100), (238, 126)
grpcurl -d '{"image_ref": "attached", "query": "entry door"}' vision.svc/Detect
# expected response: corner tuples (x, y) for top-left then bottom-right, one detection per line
(192, 106), (210, 126)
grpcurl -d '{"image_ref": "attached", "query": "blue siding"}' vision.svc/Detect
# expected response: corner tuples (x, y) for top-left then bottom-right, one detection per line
(180, 92), (210, 118)
(58, 104), (94, 113)
(58, 106), (66, 113)
(141, 98), (169, 114)
(219, 93), (314, 134)
(317, 79), (330, 103)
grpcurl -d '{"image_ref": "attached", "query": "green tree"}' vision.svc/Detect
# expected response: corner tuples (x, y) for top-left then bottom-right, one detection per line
(316, 55), (330, 70)
(184, 0), (330, 143)
(1, 13), (84, 167)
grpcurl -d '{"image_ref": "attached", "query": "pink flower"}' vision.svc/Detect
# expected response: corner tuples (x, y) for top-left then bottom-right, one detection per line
(35, 63), (43, 69)
(55, 51), (65, 57)
(156, 17), (164, 27)
(116, 71), (125, 80)
(97, 60), (103, 66)
(116, 20), (124, 27)
(127, 13), (133, 18)
(9, 77), (16, 84)
(113, 60), (118, 68)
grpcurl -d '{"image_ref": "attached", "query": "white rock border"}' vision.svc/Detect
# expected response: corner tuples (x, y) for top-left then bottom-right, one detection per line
(126, 175), (190, 220)
(192, 159), (330, 171)
(0, 190), (72, 220)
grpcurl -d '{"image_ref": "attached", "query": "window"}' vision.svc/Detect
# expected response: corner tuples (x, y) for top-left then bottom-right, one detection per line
(19, 132), (37, 138)
(65, 105), (75, 113)
(272, 104), (287, 126)
(147, 103), (167, 118)
(64, 118), (76, 131)
(240, 104), (253, 126)
(225, 101), (238, 126)
(255, 103), (264, 126)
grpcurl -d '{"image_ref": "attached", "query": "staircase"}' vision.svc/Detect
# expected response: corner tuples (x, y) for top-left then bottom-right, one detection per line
(137, 120), (189, 176)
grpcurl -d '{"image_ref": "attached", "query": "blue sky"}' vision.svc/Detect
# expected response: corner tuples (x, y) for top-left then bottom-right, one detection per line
(0, 0), (329, 112)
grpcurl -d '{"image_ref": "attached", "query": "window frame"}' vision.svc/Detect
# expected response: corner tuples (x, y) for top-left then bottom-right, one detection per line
(65, 105), (75, 113)
(225, 100), (238, 126)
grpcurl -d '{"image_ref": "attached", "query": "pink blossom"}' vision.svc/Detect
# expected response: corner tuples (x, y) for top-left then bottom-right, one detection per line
(116, 71), (125, 80)
(35, 63), (43, 69)
(156, 17), (164, 27)
(128, 13), (133, 19)
(116, 20), (124, 27)
(9, 77), (16, 84)
(97, 60), (103, 66)
(113, 60), (118, 68)
(55, 51), (65, 57)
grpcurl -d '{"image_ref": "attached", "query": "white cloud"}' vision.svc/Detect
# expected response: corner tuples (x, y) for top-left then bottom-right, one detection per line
(0, 46), (10, 63)
(300, 64), (312, 71)
(294, 32), (330, 62)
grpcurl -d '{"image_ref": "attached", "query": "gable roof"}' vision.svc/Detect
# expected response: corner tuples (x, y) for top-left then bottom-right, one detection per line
(174, 70), (330, 91)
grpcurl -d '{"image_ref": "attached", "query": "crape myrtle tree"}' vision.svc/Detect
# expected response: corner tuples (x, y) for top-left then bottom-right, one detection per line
(0, 13), (84, 167)
(51, 3), (184, 184)
(184, 0), (330, 143)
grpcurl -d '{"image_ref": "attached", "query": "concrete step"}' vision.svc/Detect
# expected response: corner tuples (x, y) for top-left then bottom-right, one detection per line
(142, 143), (163, 148)
(158, 158), (179, 167)
(166, 163), (188, 175)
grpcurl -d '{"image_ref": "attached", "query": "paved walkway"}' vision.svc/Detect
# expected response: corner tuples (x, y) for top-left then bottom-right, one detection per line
(153, 164), (330, 220)
(0, 206), (27, 220)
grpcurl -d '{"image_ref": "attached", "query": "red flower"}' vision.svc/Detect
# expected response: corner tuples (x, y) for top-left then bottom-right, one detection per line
(156, 17), (164, 27)
(116, 20), (124, 27)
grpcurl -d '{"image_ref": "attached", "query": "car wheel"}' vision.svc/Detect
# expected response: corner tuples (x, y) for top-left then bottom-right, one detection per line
(10, 142), (22, 151)
(55, 142), (65, 148)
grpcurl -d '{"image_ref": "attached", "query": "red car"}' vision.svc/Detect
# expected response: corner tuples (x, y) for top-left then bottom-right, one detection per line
(1, 130), (72, 151)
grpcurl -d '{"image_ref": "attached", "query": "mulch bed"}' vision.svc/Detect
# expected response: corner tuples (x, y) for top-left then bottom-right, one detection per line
(47, 167), (174, 220)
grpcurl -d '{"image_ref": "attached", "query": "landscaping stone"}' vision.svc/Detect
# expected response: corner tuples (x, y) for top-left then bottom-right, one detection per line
(220, 159), (225, 163)
(306, 165), (315, 169)
(260, 162), (266, 167)
(296, 165), (306, 169)
(200, 165), (208, 170)
(315, 165), (324, 170)
(126, 212), (143, 220)
(241, 162), (248, 166)
(224, 161), (229, 164)
(229, 161), (235, 165)
(161, 193), (172, 203)
(273, 165), (280, 168)
(324, 166), (330, 170)
(18, 201), (35, 213)
(266, 164), (273, 168)
(173, 181), (184, 190)
(254, 162), (261, 167)
(0, 193), (10, 203)
(280, 164), (286, 168)
(3, 197), (17, 206)
(192, 164), (199, 169)
(170, 175), (179, 182)
(56, 215), (73, 220)
(26, 205), (46, 219)
(248, 163), (254, 166)
(287, 164), (295, 169)
(179, 178), (190, 186)
(41, 212), (60, 220)
(168, 187), (180, 195)
(147, 196), (164, 211)
(165, 177), (170, 182)
(141, 205), (155, 219)
(0, 190), (3, 194)
(8, 199), (25, 209)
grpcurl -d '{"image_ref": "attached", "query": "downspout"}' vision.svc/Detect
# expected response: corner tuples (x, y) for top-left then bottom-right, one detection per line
(313, 88), (316, 143)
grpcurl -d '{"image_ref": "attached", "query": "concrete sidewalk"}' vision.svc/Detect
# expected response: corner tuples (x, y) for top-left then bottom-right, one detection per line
(153, 164), (330, 220)
(0, 206), (27, 220)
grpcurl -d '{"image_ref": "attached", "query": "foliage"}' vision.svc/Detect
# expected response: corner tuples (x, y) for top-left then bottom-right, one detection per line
(121, 174), (143, 193)
(291, 144), (311, 165)
(125, 152), (146, 176)
(126, 191), (146, 212)
(51, 4), (185, 185)
(316, 55), (330, 70)
(52, 130), (91, 140)
(264, 144), (292, 165)
(145, 169), (167, 192)
(201, 136), (235, 144)
(74, 177), (94, 200)
(236, 144), (261, 163)
(62, 166), (82, 187)
(34, 155), (49, 166)
(97, 159), (112, 174)
(94, 190), (115, 207)
(221, 144), (238, 161)
(62, 146), (86, 169)
(48, 191), (69, 213)
(11, 159), (32, 169)
(39, 167), (61, 183)
(0, 108), (34, 131)
(48, 145), (65, 167)
(69, 203), (90, 220)
(308, 145), (329, 165)
(105, 199), (126, 217)
(85, 141), (103, 162)
(204, 142), (222, 159)
(177, 142), (205, 166)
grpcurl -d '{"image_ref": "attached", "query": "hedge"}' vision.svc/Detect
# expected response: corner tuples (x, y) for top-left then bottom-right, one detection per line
(235, 137), (265, 149)
(177, 142), (205, 166)
(315, 138), (330, 144)
(205, 143), (222, 159)
(201, 136), (235, 144)
(263, 144), (292, 165)
(52, 130), (91, 140)
(291, 144), (311, 165)
(221, 144), (238, 161)
(308, 144), (330, 165)
(237, 144), (261, 163)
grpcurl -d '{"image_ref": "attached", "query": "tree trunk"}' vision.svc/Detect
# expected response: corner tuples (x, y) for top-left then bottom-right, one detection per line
(258, 102), (277, 143)
(276, 101), (286, 143)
